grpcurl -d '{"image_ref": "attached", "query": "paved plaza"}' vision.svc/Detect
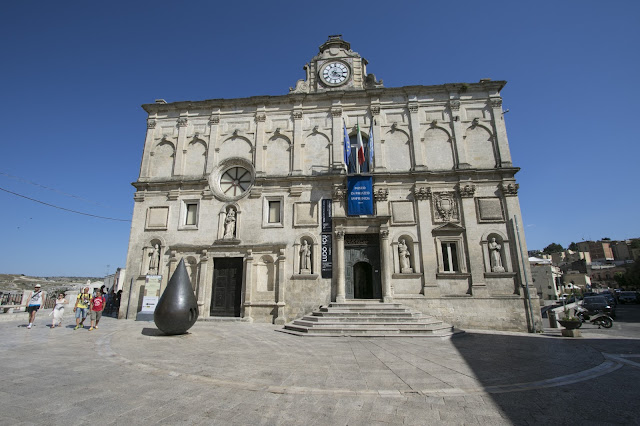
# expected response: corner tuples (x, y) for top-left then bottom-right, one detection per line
(1, 312), (640, 425)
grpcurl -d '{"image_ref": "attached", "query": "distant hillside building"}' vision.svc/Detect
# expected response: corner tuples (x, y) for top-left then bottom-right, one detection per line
(119, 36), (540, 331)
(529, 257), (563, 301)
(577, 241), (614, 263)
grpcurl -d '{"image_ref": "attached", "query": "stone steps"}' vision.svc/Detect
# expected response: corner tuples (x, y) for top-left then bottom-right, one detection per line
(292, 320), (450, 330)
(279, 301), (462, 338)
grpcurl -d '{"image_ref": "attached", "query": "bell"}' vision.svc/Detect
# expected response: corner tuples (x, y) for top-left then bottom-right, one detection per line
(154, 258), (199, 335)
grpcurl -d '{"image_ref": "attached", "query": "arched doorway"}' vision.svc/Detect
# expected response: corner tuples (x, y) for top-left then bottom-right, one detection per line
(344, 234), (382, 300)
(353, 262), (374, 299)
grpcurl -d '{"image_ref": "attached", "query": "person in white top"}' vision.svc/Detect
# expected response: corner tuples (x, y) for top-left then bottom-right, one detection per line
(50, 293), (67, 328)
(25, 284), (44, 329)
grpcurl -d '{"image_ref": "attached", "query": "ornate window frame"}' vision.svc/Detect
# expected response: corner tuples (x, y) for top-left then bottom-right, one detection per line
(209, 157), (254, 202)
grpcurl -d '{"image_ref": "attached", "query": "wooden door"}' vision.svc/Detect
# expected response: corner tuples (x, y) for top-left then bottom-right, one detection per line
(211, 258), (243, 317)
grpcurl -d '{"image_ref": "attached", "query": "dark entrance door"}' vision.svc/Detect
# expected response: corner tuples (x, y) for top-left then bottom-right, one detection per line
(211, 258), (243, 317)
(344, 234), (381, 300)
(353, 262), (374, 299)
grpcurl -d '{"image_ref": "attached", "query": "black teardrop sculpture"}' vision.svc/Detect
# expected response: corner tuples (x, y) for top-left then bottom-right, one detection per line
(154, 258), (199, 335)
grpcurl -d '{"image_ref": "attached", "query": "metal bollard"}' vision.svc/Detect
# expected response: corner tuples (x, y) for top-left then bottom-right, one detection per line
(548, 310), (558, 328)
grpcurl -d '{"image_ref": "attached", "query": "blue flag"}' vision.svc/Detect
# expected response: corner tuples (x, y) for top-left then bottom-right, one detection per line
(343, 119), (351, 167)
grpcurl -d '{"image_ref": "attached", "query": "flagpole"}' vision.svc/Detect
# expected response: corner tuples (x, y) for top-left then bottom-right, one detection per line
(355, 119), (359, 174)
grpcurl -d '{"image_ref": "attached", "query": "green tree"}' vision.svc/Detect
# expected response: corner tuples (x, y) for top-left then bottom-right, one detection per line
(543, 243), (564, 254)
(614, 262), (640, 289)
(568, 242), (578, 251)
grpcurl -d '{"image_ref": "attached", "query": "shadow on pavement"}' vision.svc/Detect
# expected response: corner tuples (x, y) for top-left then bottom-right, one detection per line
(451, 332), (640, 424)
(141, 327), (164, 336)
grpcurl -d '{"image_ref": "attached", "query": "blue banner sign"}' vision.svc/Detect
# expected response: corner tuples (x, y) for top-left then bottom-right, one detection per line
(347, 176), (374, 216)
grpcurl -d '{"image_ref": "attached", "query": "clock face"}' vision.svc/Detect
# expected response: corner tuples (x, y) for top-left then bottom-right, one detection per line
(219, 166), (252, 197)
(320, 61), (350, 86)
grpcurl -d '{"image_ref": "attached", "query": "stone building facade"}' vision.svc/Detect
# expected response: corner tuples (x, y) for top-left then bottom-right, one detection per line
(120, 36), (541, 331)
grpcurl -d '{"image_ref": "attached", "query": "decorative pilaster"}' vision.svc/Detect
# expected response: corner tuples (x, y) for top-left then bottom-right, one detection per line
(206, 114), (220, 174)
(331, 107), (344, 170)
(274, 249), (286, 325)
(292, 109), (303, 174)
(380, 229), (393, 302)
(413, 184), (438, 295)
(458, 193), (489, 297)
(407, 102), (423, 169)
(174, 117), (188, 176)
(254, 109), (266, 175)
(197, 250), (208, 317)
(489, 97), (513, 167)
(243, 250), (254, 322)
(335, 229), (346, 303)
(140, 119), (158, 178)
(374, 187), (389, 216)
(370, 103), (381, 172)
(449, 99), (470, 168)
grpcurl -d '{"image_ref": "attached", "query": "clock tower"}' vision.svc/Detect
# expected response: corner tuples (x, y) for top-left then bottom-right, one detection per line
(289, 35), (384, 94)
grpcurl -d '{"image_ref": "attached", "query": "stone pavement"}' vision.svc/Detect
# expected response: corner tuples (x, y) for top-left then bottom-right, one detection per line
(1, 315), (639, 425)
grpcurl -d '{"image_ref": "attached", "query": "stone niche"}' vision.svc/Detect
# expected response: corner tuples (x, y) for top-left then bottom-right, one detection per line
(481, 230), (517, 295)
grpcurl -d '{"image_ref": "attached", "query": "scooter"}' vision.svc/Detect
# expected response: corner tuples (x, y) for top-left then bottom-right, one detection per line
(574, 306), (613, 329)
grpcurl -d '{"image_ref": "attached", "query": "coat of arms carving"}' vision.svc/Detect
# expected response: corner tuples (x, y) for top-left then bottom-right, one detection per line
(433, 192), (459, 223)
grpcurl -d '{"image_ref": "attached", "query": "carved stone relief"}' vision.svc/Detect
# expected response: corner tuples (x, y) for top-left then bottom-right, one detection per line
(432, 192), (459, 223)
(413, 186), (431, 201)
(500, 183), (519, 196)
(457, 184), (476, 198)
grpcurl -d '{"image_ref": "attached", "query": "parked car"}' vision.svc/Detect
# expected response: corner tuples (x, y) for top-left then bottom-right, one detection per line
(602, 293), (617, 306)
(582, 295), (616, 318)
(559, 295), (582, 304)
(618, 291), (639, 304)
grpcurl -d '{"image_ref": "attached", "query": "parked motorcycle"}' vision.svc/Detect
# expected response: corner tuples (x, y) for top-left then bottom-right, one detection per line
(575, 306), (613, 329)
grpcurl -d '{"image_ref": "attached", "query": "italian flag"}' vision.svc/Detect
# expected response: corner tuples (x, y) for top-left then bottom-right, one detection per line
(356, 123), (365, 165)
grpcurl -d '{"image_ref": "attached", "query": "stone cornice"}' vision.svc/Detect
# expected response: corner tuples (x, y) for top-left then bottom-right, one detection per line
(141, 81), (508, 114)
(132, 168), (522, 192)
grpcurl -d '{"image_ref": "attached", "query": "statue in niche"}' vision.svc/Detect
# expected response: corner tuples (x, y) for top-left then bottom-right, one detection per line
(223, 208), (236, 239)
(148, 244), (160, 274)
(299, 240), (311, 274)
(489, 237), (505, 272)
(398, 239), (413, 273)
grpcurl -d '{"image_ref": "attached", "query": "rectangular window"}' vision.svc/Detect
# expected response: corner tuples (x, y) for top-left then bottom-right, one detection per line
(185, 203), (197, 225)
(268, 201), (281, 223)
(179, 200), (200, 230)
(441, 242), (459, 272)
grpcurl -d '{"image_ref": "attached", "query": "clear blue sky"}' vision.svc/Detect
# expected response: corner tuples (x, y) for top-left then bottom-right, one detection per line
(1, 1), (638, 276)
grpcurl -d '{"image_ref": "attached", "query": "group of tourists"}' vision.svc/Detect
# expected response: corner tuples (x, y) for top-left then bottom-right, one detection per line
(25, 284), (108, 330)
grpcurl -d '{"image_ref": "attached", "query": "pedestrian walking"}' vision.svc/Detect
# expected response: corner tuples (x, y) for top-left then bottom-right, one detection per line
(50, 293), (67, 328)
(25, 284), (44, 329)
(89, 289), (106, 331)
(74, 287), (91, 330)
